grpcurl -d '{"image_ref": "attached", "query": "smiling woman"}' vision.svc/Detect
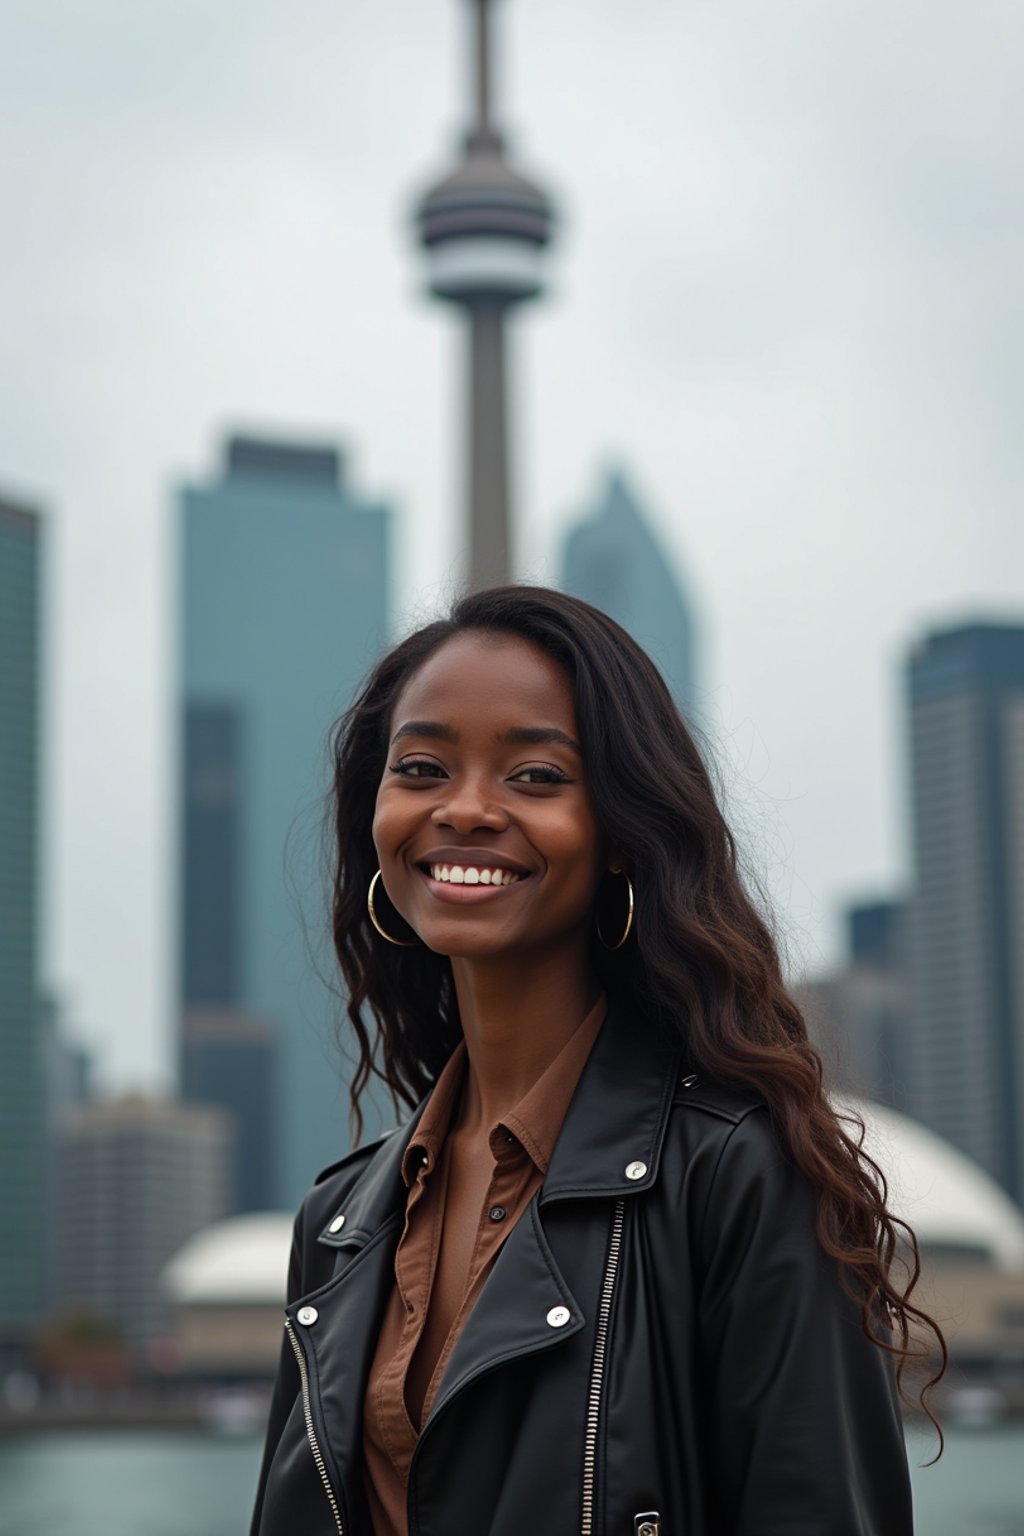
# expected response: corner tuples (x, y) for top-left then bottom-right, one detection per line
(250, 585), (943, 1536)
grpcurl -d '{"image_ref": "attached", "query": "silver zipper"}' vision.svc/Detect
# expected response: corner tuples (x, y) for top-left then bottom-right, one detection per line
(581, 1197), (626, 1535)
(285, 1317), (344, 1535)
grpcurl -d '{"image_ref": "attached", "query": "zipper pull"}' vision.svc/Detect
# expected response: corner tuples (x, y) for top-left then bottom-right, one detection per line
(634, 1516), (661, 1536)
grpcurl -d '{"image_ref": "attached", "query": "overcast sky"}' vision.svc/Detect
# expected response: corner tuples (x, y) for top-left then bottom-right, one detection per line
(2, 0), (1022, 1093)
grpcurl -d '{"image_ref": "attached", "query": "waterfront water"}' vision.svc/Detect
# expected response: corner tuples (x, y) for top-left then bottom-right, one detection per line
(0, 1423), (1020, 1534)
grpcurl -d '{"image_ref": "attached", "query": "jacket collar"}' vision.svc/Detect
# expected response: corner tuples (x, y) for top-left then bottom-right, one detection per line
(316, 996), (682, 1249)
(539, 994), (681, 1204)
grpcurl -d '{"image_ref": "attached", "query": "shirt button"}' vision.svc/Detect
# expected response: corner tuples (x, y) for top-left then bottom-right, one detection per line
(488, 1205), (507, 1222)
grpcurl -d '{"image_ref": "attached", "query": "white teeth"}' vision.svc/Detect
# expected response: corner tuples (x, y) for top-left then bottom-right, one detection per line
(427, 864), (521, 886)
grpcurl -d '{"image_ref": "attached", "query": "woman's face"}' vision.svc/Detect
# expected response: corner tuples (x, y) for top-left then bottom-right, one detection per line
(372, 630), (607, 961)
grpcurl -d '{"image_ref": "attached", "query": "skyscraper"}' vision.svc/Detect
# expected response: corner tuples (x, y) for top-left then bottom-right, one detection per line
(0, 495), (45, 1349)
(795, 897), (911, 1110)
(182, 1009), (277, 1214)
(560, 468), (700, 721)
(56, 1097), (232, 1353)
(178, 434), (391, 1208)
(905, 622), (1024, 1203)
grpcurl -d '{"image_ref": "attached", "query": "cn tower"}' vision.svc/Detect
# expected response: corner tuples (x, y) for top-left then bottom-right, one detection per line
(415, 0), (556, 591)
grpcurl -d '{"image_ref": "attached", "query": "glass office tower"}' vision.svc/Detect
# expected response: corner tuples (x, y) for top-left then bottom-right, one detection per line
(179, 435), (391, 1208)
(906, 622), (1024, 1203)
(0, 496), (45, 1346)
(560, 468), (700, 722)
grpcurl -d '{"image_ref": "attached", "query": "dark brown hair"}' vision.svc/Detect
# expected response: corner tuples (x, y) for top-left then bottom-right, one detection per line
(327, 584), (945, 1441)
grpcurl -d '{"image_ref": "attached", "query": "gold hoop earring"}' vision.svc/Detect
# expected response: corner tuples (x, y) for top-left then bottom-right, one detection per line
(596, 868), (634, 951)
(367, 869), (418, 947)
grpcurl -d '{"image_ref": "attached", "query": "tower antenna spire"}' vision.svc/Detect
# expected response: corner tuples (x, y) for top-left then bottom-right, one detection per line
(473, 0), (493, 132)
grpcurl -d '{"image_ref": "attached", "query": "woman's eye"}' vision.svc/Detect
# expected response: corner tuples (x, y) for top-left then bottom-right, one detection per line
(390, 758), (446, 779)
(510, 764), (570, 785)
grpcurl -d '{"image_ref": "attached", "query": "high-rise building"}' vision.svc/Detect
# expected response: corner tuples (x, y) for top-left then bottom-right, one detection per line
(0, 494), (45, 1349)
(905, 622), (1024, 1203)
(39, 992), (93, 1311)
(560, 468), (700, 721)
(178, 434), (391, 1208)
(56, 1098), (232, 1353)
(182, 1009), (277, 1213)
(796, 897), (911, 1110)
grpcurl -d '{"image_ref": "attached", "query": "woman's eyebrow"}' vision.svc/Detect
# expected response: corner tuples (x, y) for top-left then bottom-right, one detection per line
(389, 722), (580, 754)
(390, 720), (458, 746)
(498, 726), (581, 754)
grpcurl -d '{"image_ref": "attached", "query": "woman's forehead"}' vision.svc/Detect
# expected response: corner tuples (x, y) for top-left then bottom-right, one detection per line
(392, 631), (576, 728)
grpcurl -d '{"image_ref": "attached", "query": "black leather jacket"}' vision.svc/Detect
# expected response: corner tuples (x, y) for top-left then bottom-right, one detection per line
(251, 1002), (913, 1535)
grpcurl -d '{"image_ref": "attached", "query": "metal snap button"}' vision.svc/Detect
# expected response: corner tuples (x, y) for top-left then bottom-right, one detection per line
(328, 1214), (346, 1233)
(680, 1073), (699, 1089)
(488, 1205), (507, 1222)
(297, 1306), (319, 1326)
(546, 1305), (571, 1328)
(625, 1160), (648, 1181)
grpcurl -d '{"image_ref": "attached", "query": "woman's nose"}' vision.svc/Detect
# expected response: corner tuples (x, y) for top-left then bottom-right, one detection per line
(430, 776), (508, 832)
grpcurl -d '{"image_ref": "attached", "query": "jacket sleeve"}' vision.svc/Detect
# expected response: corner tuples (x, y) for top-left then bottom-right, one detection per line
(249, 1203), (305, 1536)
(696, 1107), (915, 1536)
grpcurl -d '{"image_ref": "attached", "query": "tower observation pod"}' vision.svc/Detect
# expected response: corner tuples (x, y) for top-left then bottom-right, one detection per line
(415, 0), (556, 591)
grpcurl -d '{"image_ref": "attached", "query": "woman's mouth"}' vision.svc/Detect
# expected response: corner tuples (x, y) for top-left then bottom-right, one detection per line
(417, 862), (530, 902)
(427, 863), (522, 886)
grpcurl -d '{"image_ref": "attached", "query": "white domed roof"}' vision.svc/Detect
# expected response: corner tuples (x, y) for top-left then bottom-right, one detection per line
(841, 1097), (1024, 1269)
(164, 1213), (293, 1305)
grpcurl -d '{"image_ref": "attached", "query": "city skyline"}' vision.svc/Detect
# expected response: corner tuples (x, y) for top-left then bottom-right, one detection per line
(0, 0), (1022, 1094)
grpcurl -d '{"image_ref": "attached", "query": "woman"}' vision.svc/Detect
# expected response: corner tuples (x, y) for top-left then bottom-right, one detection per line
(251, 585), (942, 1536)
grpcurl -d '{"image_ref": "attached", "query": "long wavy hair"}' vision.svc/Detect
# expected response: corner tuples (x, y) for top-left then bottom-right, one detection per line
(327, 584), (945, 1438)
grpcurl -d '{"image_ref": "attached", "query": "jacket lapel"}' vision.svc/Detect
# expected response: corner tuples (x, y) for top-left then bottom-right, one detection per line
(421, 1002), (681, 1426)
(284, 1109), (423, 1523)
(424, 1193), (584, 1422)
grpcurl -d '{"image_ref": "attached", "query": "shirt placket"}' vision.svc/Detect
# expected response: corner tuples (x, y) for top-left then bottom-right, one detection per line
(375, 1138), (452, 1470)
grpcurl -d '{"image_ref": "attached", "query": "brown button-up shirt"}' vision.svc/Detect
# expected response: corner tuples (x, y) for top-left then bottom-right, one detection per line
(362, 995), (607, 1536)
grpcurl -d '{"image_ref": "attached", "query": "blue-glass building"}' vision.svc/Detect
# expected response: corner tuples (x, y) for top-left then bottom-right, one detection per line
(0, 495), (45, 1345)
(905, 622), (1024, 1203)
(559, 468), (700, 722)
(178, 435), (391, 1209)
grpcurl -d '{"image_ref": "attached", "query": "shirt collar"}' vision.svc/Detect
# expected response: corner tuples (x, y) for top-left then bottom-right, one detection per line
(496, 994), (607, 1175)
(400, 1040), (467, 1188)
(401, 994), (608, 1187)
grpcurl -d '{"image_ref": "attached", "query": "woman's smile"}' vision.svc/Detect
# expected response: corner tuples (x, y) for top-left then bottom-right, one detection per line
(416, 849), (531, 901)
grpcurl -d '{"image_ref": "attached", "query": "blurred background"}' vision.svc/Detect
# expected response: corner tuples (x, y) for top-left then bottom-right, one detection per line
(1, 0), (1023, 1531)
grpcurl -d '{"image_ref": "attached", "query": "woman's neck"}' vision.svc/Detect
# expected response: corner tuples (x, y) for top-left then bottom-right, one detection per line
(449, 943), (602, 1135)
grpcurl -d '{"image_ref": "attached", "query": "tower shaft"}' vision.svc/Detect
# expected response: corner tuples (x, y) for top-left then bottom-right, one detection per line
(467, 297), (510, 590)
